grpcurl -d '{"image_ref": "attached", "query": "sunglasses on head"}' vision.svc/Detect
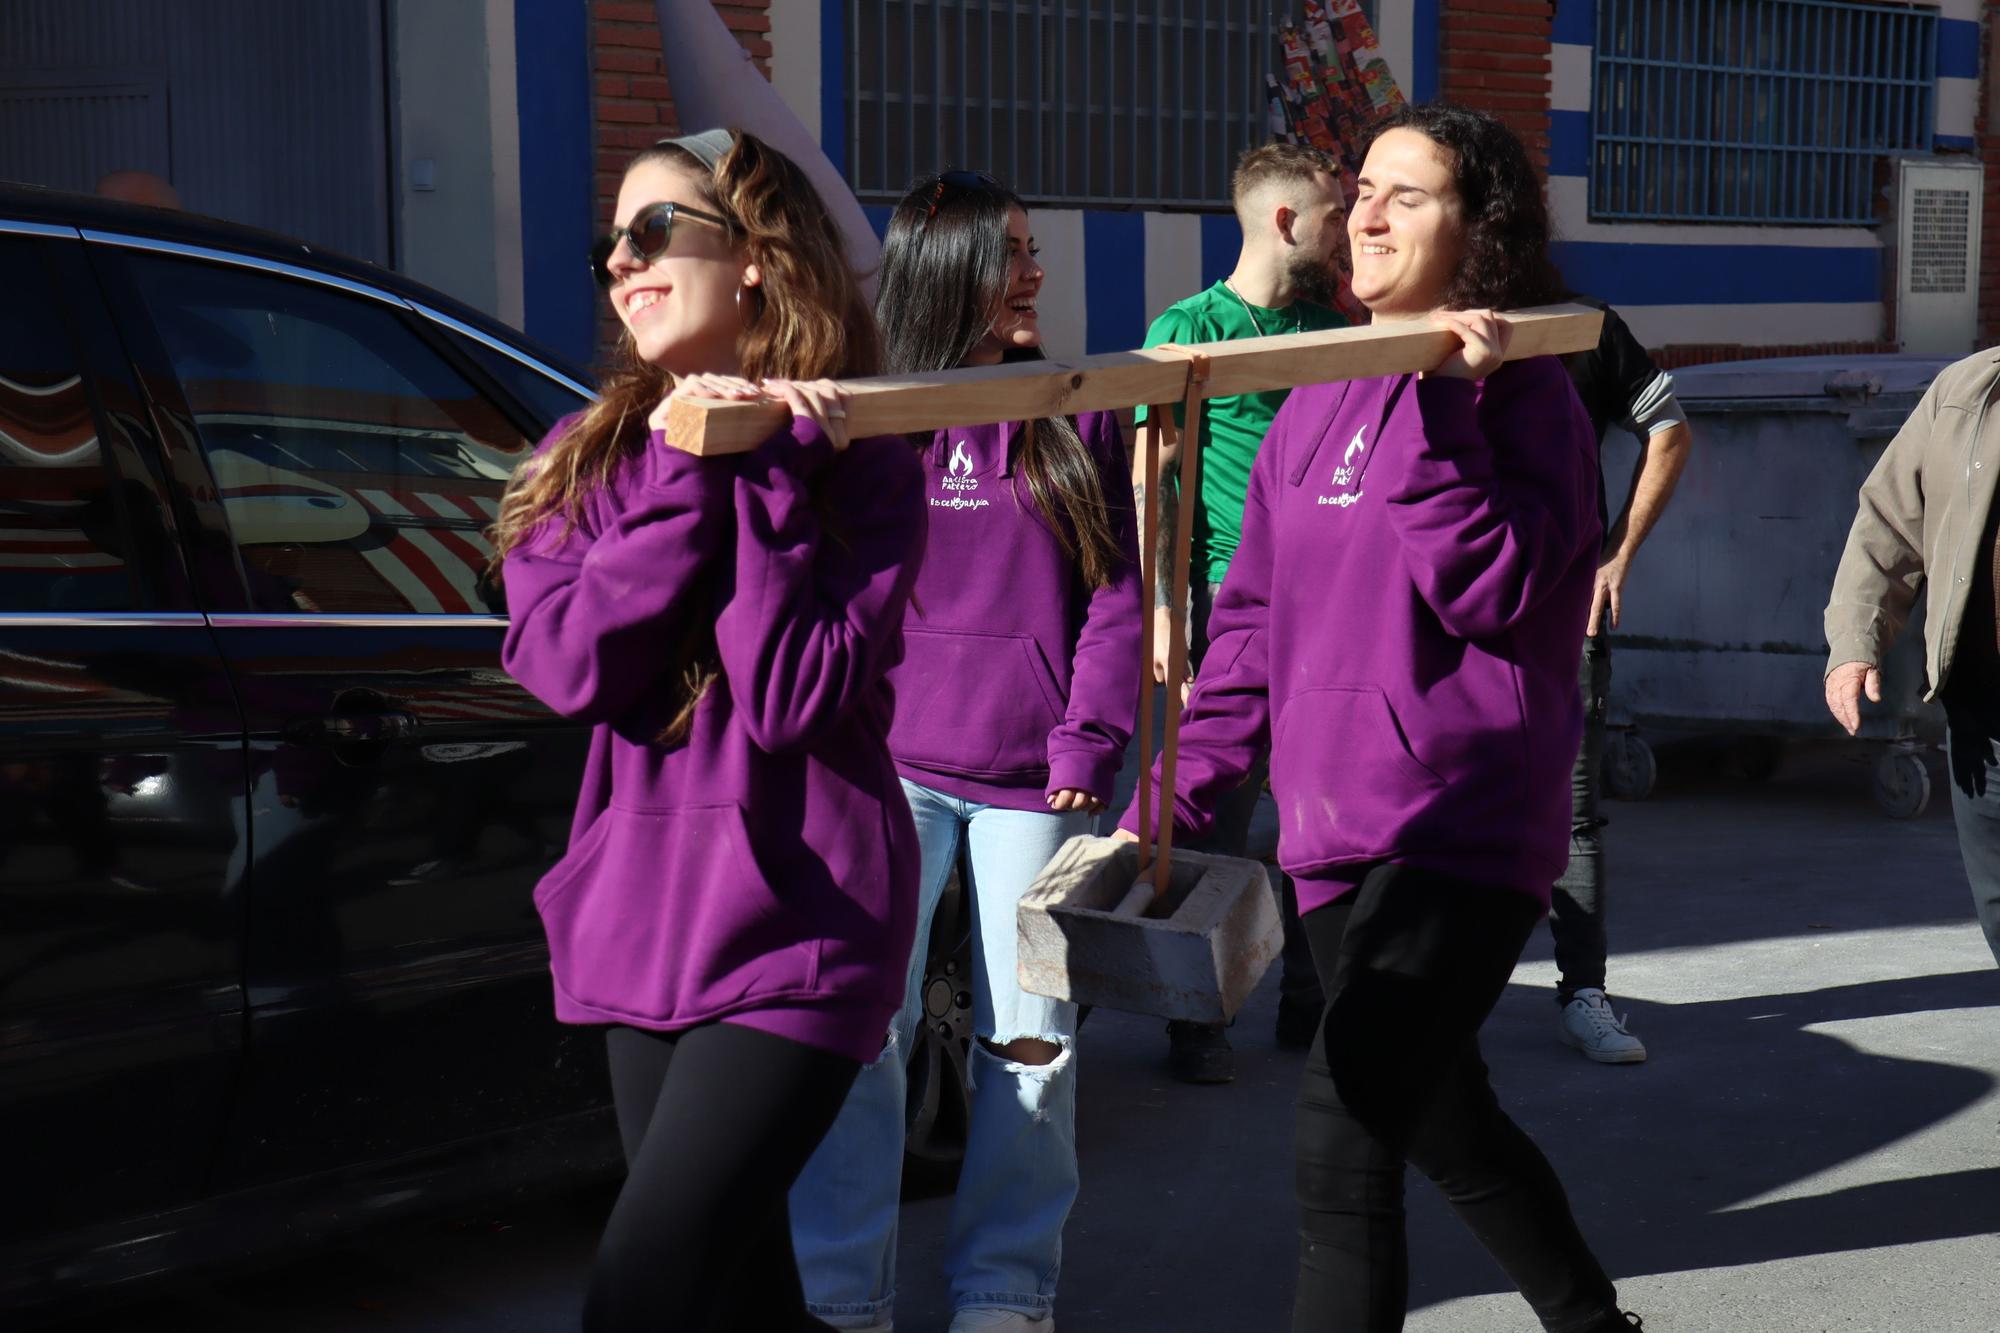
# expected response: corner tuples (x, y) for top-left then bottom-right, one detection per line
(590, 199), (730, 288)
(923, 169), (1003, 219)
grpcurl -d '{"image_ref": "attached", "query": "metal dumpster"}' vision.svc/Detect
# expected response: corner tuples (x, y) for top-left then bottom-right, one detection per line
(1601, 353), (1955, 817)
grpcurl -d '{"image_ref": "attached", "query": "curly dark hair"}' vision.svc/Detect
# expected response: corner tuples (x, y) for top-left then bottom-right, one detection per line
(1361, 103), (1564, 311)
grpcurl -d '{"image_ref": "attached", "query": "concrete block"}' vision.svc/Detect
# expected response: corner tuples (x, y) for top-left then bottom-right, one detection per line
(1016, 835), (1283, 1024)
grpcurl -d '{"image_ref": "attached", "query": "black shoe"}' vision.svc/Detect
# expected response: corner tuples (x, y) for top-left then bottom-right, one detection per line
(1274, 996), (1321, 1051)
(1166, 1020), (1234, 1084)
(1578, 1313), (1643, 1332)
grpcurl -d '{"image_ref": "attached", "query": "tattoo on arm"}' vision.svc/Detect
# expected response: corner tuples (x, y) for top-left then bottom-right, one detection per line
(1154, 483), (1179, 608)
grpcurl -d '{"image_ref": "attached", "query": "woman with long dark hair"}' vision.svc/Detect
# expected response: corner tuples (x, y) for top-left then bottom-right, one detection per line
(493, 128), (927, 1331)
(1119, 105), (1643, 1332)
(790, 171), (1140, 1333)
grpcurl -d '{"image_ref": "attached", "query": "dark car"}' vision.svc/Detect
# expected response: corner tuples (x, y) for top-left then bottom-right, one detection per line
(0, 184), (620, 1317)
(0, 184), (976, 1320)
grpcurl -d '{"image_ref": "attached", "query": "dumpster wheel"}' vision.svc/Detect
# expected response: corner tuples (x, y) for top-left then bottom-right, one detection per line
(1872, 748), (1931, 820)
(904, 867), (973, 1197)
(1603, 730), (1657, 801)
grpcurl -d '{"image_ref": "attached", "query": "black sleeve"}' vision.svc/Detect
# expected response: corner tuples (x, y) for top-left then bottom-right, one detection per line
(1563, 299), (1661, 442)
(1596, 305), (1662, 423)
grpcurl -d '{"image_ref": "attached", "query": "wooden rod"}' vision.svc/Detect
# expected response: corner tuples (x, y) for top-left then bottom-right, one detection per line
(662, 304), (1606, 454)
(1149, 354), (1208, 901)
(1135, 402), (1168, 860)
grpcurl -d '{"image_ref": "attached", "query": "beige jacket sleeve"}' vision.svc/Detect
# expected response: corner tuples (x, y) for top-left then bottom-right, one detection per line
(1824, 384), (1934, 676)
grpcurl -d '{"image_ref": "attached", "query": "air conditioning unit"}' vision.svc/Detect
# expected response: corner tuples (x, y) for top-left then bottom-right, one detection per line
(1895, 159), (1982, 356)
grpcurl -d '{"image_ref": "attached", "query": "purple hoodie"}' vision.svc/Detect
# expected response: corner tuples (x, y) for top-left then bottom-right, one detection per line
(1120, 358), (1600, 911)
(889, 412), (1141, 808)
(501, 418), (928, 1063)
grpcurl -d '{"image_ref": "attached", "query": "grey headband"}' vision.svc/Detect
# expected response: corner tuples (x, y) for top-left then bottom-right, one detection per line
(656, 128), (735, 171)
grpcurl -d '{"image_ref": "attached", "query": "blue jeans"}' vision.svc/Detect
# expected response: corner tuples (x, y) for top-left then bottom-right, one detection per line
(790, 779), (1088, 1324)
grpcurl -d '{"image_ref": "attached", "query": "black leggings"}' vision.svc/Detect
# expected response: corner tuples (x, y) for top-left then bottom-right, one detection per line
(585, 1022), (860, 1332)
(1292, 864), (1620, 1333)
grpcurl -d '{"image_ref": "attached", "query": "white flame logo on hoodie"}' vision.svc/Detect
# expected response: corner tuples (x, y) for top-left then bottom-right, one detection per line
(942, 439), (979, 491)
(1321, 426), (1368, 507)
(1332, 427), (1368, 488)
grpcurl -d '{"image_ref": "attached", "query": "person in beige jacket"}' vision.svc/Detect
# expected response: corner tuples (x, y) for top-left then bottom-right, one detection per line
(1825, 348), (2000, 967)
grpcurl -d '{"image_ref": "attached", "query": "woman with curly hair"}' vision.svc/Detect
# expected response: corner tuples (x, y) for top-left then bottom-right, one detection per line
(1117, 104), (1643, 1332)
(493, 128), (926, 1331)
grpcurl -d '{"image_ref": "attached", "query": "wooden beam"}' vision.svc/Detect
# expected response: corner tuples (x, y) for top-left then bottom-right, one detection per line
(661, 303), (1605, 455)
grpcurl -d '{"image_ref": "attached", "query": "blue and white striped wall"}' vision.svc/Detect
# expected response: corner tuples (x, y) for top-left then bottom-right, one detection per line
(773, 0), (1976, 355)
(514, 0), (596, 367)
(386, 0), (595, 369)
(775, 0), (1438, 358)
(1543, 0), (1982, 349)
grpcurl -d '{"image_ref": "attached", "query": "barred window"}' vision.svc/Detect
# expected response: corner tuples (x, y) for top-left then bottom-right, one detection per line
(844, 1), (1286, 208)
(1591, 0), (1936, 224)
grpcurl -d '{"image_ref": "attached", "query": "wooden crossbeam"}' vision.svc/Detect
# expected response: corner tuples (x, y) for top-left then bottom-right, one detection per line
(661, 303), (1605, 454)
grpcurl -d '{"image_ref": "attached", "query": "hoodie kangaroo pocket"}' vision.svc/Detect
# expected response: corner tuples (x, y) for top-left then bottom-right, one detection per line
(534, 802), (818, 1022)
(1270, 685), (1445, 870)
(891, 627), (1065, 779)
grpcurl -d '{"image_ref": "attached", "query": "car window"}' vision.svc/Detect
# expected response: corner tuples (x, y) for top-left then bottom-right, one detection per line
(128, 256), (533, 616)
(441, 327), (591, 432)
(0, 237), (141, 613)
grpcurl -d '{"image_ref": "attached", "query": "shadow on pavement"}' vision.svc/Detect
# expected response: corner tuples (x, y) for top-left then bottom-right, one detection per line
(1411, 963), (1999, 1313)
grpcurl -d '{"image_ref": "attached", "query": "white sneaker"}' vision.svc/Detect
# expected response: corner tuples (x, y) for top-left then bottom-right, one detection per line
(1558, 988), (1647, 1064)
(947, 1309), (1053, 1332)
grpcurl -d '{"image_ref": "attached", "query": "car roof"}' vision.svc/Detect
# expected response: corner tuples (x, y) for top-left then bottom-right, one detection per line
(0, 179), (592, 387)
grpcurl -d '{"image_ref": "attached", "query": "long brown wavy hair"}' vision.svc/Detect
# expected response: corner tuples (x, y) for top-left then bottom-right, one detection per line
(876, 171), (1123, 589)
(490, 129), (880, 742)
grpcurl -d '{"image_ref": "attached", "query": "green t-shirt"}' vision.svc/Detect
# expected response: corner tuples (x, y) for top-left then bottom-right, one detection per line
(1135, 281), (1349, 584)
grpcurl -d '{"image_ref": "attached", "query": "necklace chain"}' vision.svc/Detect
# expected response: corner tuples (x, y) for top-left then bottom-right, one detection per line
(1223, 279), (1293, 338)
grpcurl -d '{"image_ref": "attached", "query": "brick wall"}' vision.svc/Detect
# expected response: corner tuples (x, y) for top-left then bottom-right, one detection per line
(1650, 341), (1899, 371)
(590, 0), (774, 350)
(1437, 0), (1553, 172)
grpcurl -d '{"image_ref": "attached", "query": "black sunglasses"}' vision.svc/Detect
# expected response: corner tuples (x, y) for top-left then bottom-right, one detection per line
(922, 169), (1003, 219)
(590, 200), (730, 288)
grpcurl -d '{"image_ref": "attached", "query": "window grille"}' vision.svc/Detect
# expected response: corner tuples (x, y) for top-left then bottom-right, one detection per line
(1591, 0), (1936, 224)
(845, 0), (1286, 208)
(1907, 185), (1969, 294)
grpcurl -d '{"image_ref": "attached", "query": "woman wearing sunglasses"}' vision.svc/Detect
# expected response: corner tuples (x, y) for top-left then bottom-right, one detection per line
(789, 170), (1140, 1333)
(492, 128), (927, 1331)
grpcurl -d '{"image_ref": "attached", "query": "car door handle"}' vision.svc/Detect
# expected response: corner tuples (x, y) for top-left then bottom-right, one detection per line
(283, 711), (420, 746)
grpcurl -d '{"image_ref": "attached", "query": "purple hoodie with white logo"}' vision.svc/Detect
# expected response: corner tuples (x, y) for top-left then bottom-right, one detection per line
(501, 418), (928, 1063)
(889, 411), (1142, 808)
(1120, 359), (1601, 910)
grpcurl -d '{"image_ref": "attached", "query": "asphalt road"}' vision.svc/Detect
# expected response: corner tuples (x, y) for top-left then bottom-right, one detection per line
(52, 739), (2000, 1332)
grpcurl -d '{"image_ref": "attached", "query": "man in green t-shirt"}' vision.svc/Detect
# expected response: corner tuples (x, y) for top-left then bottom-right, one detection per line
(1133, 142), (1350, 1084)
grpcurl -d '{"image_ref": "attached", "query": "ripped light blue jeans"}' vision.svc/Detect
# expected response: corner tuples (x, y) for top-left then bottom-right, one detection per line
(790, 779), (1086, 1325)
